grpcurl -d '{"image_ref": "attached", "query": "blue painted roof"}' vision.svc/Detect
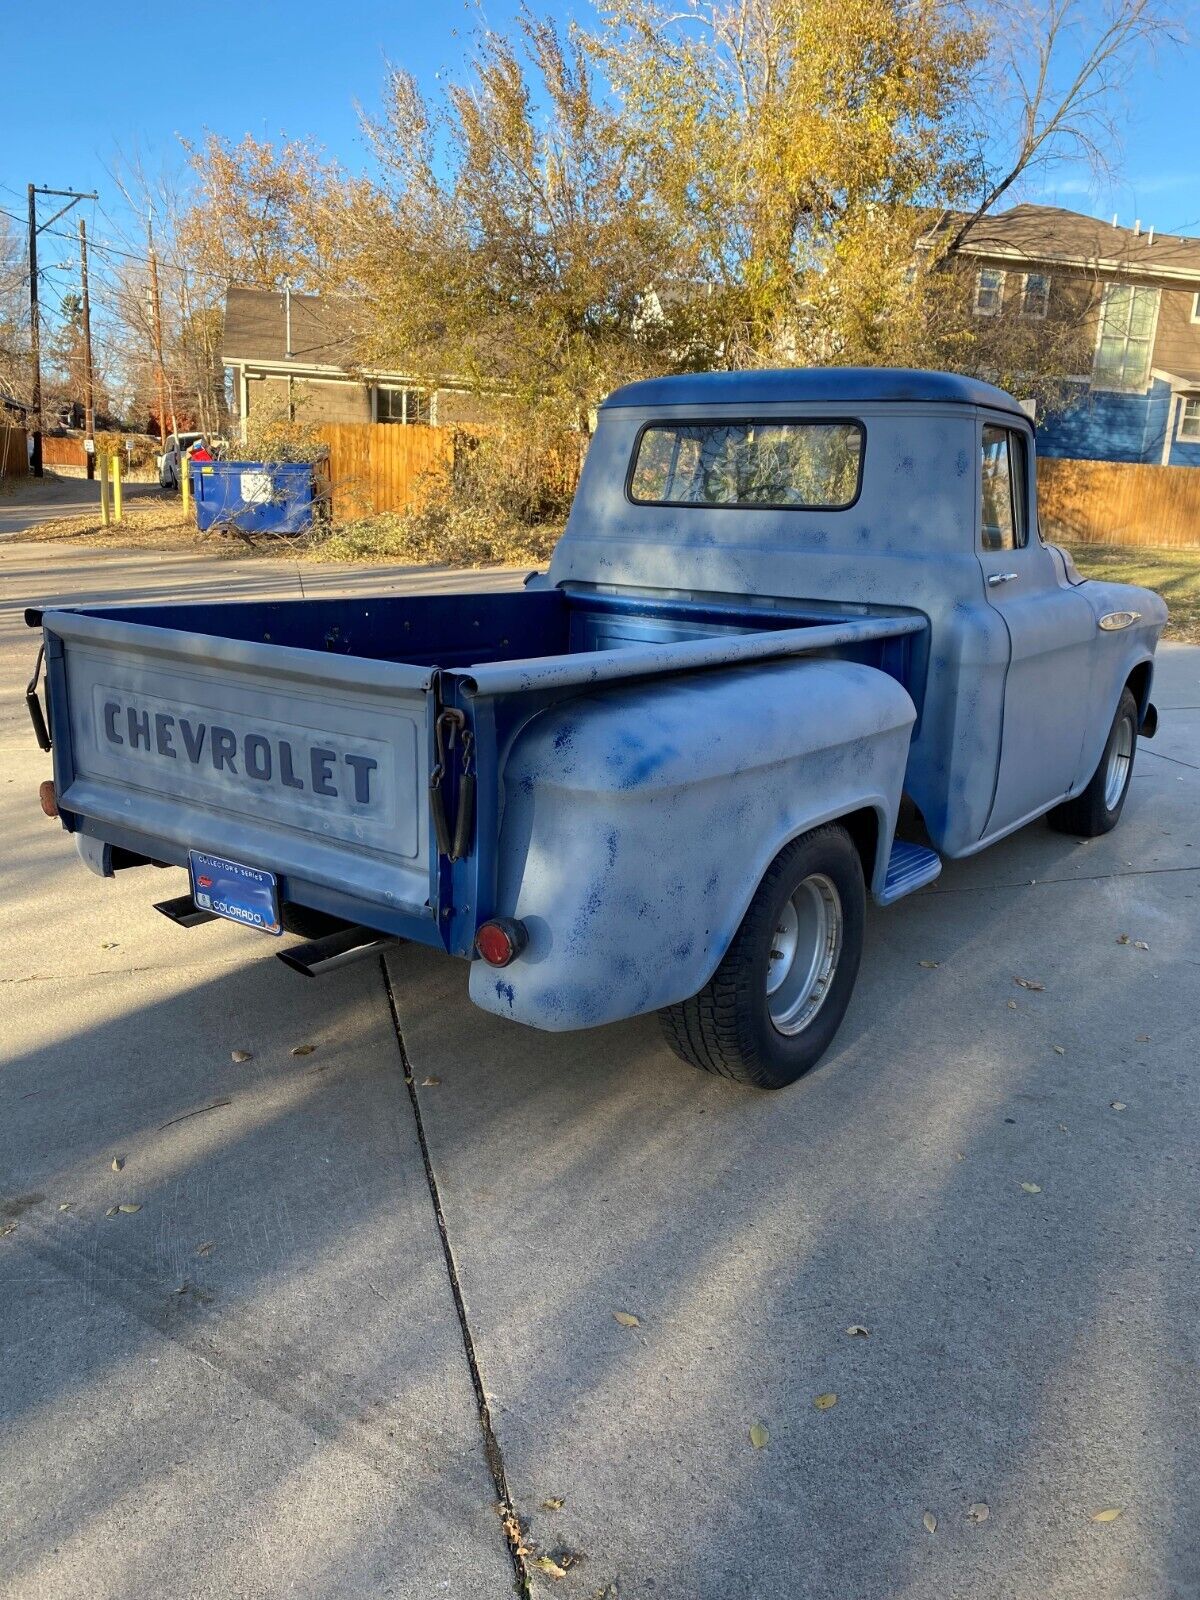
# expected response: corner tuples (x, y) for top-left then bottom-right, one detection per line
(602, 367), (1026, 415)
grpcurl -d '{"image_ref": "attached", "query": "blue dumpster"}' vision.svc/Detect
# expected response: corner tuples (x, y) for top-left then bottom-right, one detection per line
(190, 459), (329, 536)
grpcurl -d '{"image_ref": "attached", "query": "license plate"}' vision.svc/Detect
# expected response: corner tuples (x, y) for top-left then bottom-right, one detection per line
(189, 850), (281, 936)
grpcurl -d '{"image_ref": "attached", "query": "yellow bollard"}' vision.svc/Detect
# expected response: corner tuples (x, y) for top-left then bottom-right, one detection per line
(99, 451), (110, 527)
(182, 450), (191, 516)
(110, 453), (122, 522)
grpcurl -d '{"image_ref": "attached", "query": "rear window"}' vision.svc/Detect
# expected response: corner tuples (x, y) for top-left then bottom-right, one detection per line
(628, 419), (864, 509)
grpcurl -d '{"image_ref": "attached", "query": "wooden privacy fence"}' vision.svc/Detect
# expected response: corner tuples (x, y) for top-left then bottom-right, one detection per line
(39, 435), (88, 469)
(0, 426), (28, 477)
(316, 422), (454, 518)
(1038, 457), (1200, 549)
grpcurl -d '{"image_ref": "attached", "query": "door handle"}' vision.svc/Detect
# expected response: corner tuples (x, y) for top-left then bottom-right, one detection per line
(987, 572), (1018, 586)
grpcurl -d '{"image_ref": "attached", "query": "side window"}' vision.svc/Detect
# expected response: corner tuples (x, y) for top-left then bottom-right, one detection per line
(980, 425), (1029, 552)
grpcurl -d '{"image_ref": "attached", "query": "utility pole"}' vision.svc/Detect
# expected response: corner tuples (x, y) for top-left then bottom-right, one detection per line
(147, 212), (167, 449)
(78, 219), (95, 481)
(27, 185), (41, 476)
(26, 185), (98, 478)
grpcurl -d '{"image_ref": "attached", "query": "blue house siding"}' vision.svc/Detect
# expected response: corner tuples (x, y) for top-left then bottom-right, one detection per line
(1037, 379), (1172, 464)
(1037, 379), (1200, 467)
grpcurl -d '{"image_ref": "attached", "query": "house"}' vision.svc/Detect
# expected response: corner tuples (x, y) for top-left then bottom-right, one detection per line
(220, 287), (494, 433)
(926, 204), (1200, 467)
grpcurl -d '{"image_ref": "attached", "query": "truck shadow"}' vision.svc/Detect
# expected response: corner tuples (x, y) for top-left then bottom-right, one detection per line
(381, 768), (1197, 1598)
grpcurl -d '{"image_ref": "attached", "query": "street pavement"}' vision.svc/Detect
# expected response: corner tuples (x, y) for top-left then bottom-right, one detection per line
(2, 540), (1198, 1600)
(0, 474), (163, 539)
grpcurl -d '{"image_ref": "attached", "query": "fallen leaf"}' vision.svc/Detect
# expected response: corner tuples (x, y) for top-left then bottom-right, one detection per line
(105, 1206), (119, 1217)
(1133, 941), (1149, 951)
(0, 1223), (16, 1239)
(1117, 933), (1131, 945)
(230, 1049), (252, 1063)
(965, 1503), (990, 1524)
(1111, 1101), (1127, 1112)
(58, 1202), (72, 1212)
(953, 1151), (965, 1161)
(173, 1280), (191, 1295)
(845, 1325), (869, 1337)
(100, 941), (119, 949)
(541, 1497), (565, 1512)
(1021, 1182), (1042, 1194)
(923, 1511), (937, 1534)
(1014, 976), (1045, 991)
(814, 1393), (838, 1410)
(196, 1240), (215, 1257)
(534, 1556), (567, 1580)
(1007, 1000), (1018, 1010)
(1053, 1045), (1066, 1056)
(919, 959), (940, 969)
(1091, 1507), (1122, 1524)
(117, 1203), (142, 1214)
(1135, 1033), (1150, 1043)
(421, 1076), (441, 1087)
(749, 1423), (769, 1448)
(612, 1310), (640, 1328)
(290, 1044), (317, 1057)
(111, 1157), (125, 1172)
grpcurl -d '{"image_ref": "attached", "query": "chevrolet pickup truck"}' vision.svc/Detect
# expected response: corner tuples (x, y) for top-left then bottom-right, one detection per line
(27, 369), (1166, 1089)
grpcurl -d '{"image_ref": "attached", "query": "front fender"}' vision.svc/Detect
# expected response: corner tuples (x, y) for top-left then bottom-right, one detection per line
(1072, 579), (1167, 790)
(470, 658), (916, 1030)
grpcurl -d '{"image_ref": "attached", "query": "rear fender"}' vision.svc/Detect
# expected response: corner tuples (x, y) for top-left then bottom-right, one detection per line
(470, 657), (915, 1031)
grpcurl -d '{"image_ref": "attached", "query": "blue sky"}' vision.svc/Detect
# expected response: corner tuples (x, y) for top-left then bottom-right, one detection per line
(3, 0), (1198, 250)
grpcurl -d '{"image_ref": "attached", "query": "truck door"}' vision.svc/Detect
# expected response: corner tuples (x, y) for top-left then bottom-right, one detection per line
(976, 419), (1096, 837)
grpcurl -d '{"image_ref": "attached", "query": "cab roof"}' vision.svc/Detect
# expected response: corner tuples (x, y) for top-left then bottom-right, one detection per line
(602, 367), (1027, 417)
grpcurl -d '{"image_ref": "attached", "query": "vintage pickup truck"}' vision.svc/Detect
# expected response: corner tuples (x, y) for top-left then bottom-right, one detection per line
(27, 369), (1166, 1088)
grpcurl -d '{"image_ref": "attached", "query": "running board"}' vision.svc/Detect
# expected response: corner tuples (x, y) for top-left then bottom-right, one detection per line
(878, 840), (942, 905)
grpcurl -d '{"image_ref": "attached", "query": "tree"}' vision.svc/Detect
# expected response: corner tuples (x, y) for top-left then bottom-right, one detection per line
(595, 0), (987, 367)
(942, 0), (1180, 259)
(356, 15), (678, 433)
(0, 215), (29, 410)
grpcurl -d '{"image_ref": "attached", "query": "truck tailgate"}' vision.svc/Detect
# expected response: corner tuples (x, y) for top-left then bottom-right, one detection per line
(43, 610), (434, 921)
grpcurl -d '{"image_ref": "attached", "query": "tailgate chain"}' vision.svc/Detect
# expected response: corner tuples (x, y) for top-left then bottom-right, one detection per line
(26, 643), (51, 752)
(429, 707), (475, 862)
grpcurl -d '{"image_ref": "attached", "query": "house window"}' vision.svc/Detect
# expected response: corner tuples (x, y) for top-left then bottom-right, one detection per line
(1021, 273), (1050, 319)
(974, 268), (1005, 316)
(1093, 284), (1159, 391)
(1181, 398), (1200, 440)
(376, 387), (431, 425)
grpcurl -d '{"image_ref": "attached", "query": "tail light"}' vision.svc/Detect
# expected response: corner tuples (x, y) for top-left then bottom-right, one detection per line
(39, 780), (58, 818)
(475, 918), (528, 968)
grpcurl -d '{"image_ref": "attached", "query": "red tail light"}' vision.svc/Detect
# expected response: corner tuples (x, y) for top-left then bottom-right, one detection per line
(475, 918), (527, 967)
(39, 780), (58, 818)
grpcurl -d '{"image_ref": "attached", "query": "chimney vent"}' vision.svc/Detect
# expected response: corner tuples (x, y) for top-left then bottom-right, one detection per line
(1147, 226), (1155, 247)
(1133, 219), (1142, 236)
(1112, 213), (1119, 227)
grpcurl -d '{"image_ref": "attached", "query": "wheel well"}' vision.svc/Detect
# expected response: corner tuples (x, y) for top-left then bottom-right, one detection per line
(839, 805), (881, 887)
(1126, 661), (1152, 722)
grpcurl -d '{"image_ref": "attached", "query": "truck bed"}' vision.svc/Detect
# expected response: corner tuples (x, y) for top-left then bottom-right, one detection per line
(32, 586), (927, 952)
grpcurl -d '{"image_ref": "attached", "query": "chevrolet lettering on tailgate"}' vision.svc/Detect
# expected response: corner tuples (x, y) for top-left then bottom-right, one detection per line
(99, 693), (379, 806)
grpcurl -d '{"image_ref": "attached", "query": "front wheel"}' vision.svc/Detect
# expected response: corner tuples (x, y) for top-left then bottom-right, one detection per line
(1047, 686), (1138, 837)
(658, 824), (865, 1090)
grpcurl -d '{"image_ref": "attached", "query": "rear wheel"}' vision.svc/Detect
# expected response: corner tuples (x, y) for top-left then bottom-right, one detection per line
(658, 824), (865, 1090)
(1048, 686), (1138, 837)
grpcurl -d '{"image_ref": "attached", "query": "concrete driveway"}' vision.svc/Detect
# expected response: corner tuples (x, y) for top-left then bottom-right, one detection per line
(2, 541), (1198, 1600)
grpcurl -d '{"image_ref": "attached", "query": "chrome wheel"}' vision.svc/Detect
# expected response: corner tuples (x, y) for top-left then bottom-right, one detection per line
(1104, 713), (1135, 811)
(765, 873), (843, 1036)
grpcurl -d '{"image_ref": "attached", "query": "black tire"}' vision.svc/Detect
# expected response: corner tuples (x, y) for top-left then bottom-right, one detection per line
(1047, 686), (1138, 837)
(658, 824), (865, 1090)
